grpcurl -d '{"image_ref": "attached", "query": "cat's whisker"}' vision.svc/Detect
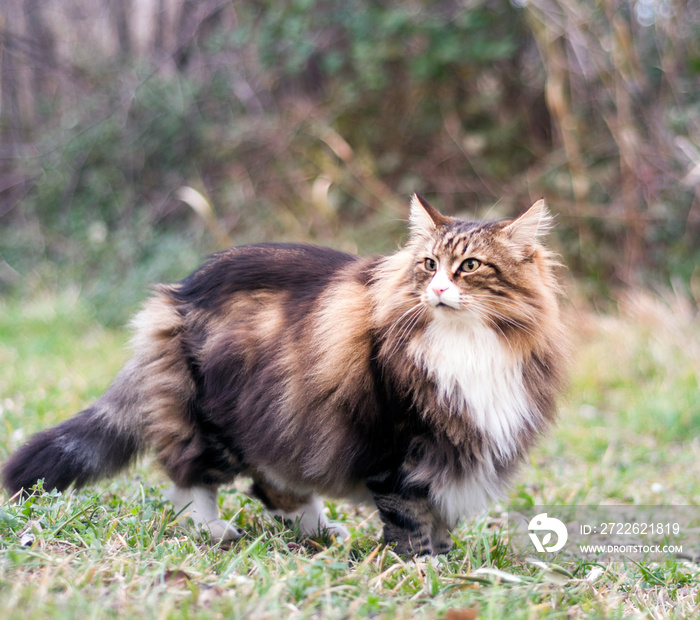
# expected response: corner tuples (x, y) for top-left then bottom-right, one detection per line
(467, 302), (509, 336)
(475, 305), (539, 336)
(381, 309), (419, 356)
(394, 306), (427, 352)
(477, 198), (502, 225)
(464, 300), (510, 334)
(464, 298), (541, 343)
(383, 303), (426, 359)
(484, 306), (542, 339)
(384, 301), (424, 338)
(484, 296), (542, 321)
(376, 293), (423, 318)
(479, 308), (541, 342)
(464, 304), (521, 357)
(467, 295), (542, 332)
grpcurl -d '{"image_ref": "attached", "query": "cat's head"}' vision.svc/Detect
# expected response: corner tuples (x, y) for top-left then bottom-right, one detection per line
(405, 194), (560, 334)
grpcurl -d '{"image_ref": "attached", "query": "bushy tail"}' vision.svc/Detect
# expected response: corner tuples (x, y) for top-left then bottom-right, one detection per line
(2, 408), (140, 497)
(3, 288), (193, 499)
(2, 360), (145, 498)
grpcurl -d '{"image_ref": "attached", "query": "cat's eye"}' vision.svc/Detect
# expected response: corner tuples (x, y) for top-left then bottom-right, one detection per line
(460, 258), (481, 273)
(424, 258), (437, 271)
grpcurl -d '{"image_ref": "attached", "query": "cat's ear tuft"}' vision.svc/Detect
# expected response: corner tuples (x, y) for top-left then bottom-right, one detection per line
(409, 194), (447, 235)
(504, 199), (553, 248)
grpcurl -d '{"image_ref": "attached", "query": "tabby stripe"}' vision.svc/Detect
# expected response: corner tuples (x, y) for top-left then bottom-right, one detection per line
(378, 506), (422, 531)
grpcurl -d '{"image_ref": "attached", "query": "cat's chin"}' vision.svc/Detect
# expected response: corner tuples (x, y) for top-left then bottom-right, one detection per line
(424, 296), (462, 311)
(428, 304), (470, 325)
(428, 304), (492, 329)
(428, 300), (463, 312)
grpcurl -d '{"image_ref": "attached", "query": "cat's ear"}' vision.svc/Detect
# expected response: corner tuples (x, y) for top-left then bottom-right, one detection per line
(504, 199), (553, 249)
(409, 194), (447, 235)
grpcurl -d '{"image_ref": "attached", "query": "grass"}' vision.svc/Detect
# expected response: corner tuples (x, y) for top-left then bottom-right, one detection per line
(0, 289), (699, 619)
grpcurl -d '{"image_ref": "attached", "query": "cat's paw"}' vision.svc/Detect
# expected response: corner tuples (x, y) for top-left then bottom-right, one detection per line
(202, 518), (242, 543)
(272, 497), (350, 540)
(325, 521), (350, 540)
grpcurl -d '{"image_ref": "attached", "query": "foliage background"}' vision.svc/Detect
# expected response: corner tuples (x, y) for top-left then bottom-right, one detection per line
(1, 0), (699, 324)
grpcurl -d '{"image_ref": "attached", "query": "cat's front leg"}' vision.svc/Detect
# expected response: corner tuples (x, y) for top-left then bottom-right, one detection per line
(430, 513), (454, 555)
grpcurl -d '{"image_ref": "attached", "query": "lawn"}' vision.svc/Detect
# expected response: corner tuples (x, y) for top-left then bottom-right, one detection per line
(1, 289), (698, 619)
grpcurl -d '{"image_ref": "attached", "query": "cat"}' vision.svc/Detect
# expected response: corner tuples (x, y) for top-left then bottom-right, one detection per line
(2, 194), (568, 556)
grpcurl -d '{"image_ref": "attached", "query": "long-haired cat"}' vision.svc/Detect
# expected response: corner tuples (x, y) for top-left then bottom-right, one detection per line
(3, 195), (567, 556)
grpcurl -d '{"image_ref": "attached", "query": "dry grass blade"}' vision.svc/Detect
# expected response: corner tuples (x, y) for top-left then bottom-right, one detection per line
(176, 186), (233, 249)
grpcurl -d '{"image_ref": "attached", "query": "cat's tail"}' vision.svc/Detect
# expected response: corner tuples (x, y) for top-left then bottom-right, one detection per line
(3, 287), (192, 498)
(2, 358), (147, 498)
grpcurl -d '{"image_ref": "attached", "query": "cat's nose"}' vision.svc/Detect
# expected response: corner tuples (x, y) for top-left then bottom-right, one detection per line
(429, 270), (452, 299)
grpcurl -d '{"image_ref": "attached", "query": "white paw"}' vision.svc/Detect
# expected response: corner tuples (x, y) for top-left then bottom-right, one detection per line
(325, 521), (350, 540)
(202, 518), (242, 543)
(271, 497), (350, 540)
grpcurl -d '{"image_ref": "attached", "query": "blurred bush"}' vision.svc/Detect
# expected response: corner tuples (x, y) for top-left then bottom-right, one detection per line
(0, 0), (698, 323)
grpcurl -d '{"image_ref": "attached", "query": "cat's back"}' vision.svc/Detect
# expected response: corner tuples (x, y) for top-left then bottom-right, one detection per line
(171, 243), (362, 311)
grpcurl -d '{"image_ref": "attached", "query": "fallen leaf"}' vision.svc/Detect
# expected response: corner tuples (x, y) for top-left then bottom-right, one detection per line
(525, 558), (573, 585)
(445, 607), (479, 620)
(472, 567), (525, 583)
(160, 569), (192, 586)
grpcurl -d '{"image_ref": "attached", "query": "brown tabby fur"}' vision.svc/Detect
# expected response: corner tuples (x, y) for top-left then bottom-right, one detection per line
(3, 195), (568, 556)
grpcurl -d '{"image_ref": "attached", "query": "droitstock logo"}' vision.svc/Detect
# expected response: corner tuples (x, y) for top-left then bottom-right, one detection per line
(528, 512), (568, 553)
(510, 505), (695, 561)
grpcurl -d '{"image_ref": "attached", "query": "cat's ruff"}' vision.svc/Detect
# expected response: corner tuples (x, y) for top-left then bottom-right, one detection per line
(3, 194), (567, 556)
(415, 314), (531, 460)
(408, 310), (533, 526)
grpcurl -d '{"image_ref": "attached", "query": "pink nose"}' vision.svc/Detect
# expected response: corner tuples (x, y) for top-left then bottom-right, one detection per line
(431, 284), (449, 296)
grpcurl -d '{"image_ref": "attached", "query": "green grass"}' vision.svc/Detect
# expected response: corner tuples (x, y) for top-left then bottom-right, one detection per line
(1, 291), (699, 619)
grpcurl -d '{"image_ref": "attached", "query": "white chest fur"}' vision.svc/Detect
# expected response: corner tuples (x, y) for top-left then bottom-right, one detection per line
(413, 313), (531, 459)
(432, 461), (504, 526)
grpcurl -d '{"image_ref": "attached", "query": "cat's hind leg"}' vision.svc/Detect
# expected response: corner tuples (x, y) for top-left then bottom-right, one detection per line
(165, 485), (241, 542)
(250, 479), (349, 539)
